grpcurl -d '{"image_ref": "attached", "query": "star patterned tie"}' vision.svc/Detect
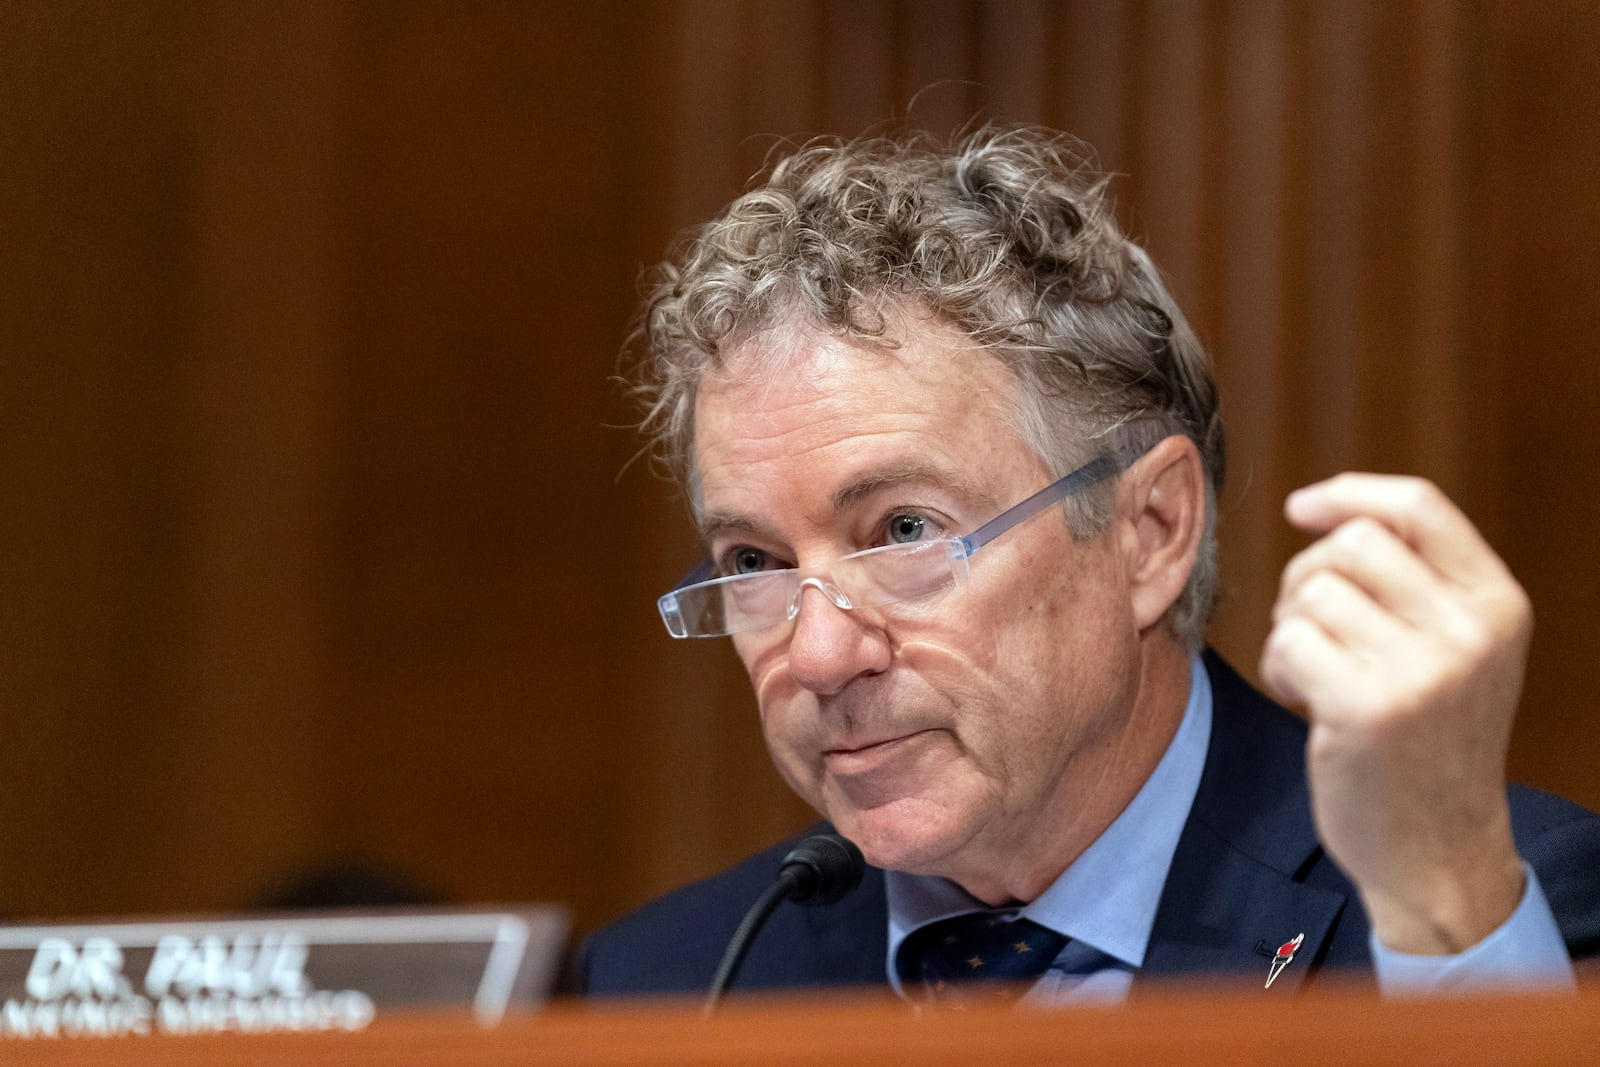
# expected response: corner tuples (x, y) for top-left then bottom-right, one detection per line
(898, 911), (1069, 1006)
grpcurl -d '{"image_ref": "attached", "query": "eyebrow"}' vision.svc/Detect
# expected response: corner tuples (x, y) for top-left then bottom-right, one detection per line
(695, 461), (997, 543)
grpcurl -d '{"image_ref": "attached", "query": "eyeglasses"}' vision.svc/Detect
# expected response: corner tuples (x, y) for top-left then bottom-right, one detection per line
(657, 453), (1124, 638)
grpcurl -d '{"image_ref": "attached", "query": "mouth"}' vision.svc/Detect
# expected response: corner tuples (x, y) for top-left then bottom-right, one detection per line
(822, 730), (934, 772)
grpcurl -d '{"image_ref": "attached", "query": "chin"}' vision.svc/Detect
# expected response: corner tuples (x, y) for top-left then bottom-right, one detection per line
(827, 798), (969, 877)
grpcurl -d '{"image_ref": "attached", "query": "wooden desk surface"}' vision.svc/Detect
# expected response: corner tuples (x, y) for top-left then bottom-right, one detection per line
(2, 981), (1597, 1066)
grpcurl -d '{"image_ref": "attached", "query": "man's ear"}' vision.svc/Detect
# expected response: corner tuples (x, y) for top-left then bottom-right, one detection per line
(1115, 435), (1206, 633)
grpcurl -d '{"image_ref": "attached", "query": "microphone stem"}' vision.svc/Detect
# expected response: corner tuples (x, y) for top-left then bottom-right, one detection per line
(703, 873), (795, 1016)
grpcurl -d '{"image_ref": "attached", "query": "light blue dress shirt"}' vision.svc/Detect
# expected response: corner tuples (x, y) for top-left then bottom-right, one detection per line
(886, 655), (1574, 1002)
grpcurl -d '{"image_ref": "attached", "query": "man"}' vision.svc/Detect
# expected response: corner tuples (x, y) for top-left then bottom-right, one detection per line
(568, 126), (1599, 1002)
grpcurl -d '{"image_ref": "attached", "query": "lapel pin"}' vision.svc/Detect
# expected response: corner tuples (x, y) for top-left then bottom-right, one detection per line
(1265, 933), (1304, 989)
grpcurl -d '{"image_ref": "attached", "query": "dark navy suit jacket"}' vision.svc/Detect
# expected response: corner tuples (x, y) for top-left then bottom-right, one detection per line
(567, 652), (1600, 998)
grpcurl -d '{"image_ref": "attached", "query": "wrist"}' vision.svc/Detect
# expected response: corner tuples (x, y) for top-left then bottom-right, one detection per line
(1362, 846), (1525, 956)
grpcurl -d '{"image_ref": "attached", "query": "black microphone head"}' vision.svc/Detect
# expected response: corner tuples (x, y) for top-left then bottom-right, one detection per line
(778, 833), (865, 906)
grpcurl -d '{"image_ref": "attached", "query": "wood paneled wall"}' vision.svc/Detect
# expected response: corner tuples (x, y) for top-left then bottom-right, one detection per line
(3, 1), (1597, 933)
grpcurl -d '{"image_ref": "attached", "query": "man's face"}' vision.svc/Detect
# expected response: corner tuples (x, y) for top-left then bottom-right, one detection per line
(692, 317), (1148, 893)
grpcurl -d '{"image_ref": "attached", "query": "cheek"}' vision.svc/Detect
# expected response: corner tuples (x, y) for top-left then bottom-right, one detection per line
(974, 545), (1131, 722)
(895, 553), (1079, 698)
(732, 640), (820, 781)
(734, 627), (785, 679)
(753, 685), (828, 796)
(755, 691), (804, 750)
(1015, 538), (1127, 640)
(747, 649), (814, 746)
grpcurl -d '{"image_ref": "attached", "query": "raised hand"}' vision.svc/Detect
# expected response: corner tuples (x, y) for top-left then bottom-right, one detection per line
(1260, 474), (1531, 954)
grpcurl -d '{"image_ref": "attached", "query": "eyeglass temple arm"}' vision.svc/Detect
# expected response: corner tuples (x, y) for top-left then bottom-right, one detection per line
(958, 454), (1123, 556)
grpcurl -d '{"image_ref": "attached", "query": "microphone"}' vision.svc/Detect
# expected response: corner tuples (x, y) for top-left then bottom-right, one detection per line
(704, 833), (865, 1014)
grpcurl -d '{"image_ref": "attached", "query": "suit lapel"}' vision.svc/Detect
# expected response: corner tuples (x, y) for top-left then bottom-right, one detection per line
(1144, 815), (1347, 991)
(1142, 652), (1351, 993)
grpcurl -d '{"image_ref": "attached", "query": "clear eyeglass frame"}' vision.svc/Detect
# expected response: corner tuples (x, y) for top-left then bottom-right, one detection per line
(656, 452), (1125, 639)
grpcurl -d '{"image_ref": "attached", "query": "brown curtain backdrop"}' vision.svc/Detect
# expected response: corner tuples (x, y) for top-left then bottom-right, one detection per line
(3, 0), (1596, 934)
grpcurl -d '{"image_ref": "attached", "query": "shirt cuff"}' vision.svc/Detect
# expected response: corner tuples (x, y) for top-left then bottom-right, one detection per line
(1370, 863), (1575, 996)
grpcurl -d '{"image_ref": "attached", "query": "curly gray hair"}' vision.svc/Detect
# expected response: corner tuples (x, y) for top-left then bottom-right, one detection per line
(631, 125), (1225, 647)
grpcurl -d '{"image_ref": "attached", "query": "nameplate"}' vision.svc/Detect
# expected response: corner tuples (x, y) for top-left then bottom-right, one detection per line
(0, 907), (568, 1040)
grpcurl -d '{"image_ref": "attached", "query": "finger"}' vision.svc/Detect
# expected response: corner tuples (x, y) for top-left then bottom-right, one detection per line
(1284, 474), (1504, 588)
(1277, 516), (1455, 632)
(1259, 613), (1356, 711)
(1273, 567), (1410, 656)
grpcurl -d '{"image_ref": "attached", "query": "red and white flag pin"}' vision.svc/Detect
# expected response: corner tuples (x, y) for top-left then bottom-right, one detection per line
(1265, 933), (1304, 989)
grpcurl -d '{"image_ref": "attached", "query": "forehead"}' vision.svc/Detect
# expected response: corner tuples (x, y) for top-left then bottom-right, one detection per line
(691, 316), (1045, 525)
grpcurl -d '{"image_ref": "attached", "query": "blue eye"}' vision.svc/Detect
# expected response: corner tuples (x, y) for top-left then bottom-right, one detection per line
(886, 514), (927, 544)
(730, 547), (770, 575)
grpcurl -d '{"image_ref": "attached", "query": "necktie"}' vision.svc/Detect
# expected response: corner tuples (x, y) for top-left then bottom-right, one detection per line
(898, 911), (1069, 1005)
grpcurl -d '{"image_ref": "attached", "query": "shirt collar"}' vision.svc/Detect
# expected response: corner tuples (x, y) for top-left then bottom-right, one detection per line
(885, 653), (1212, 988)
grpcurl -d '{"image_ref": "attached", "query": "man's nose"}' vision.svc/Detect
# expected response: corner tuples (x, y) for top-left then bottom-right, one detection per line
(784, 581), (890, 695)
